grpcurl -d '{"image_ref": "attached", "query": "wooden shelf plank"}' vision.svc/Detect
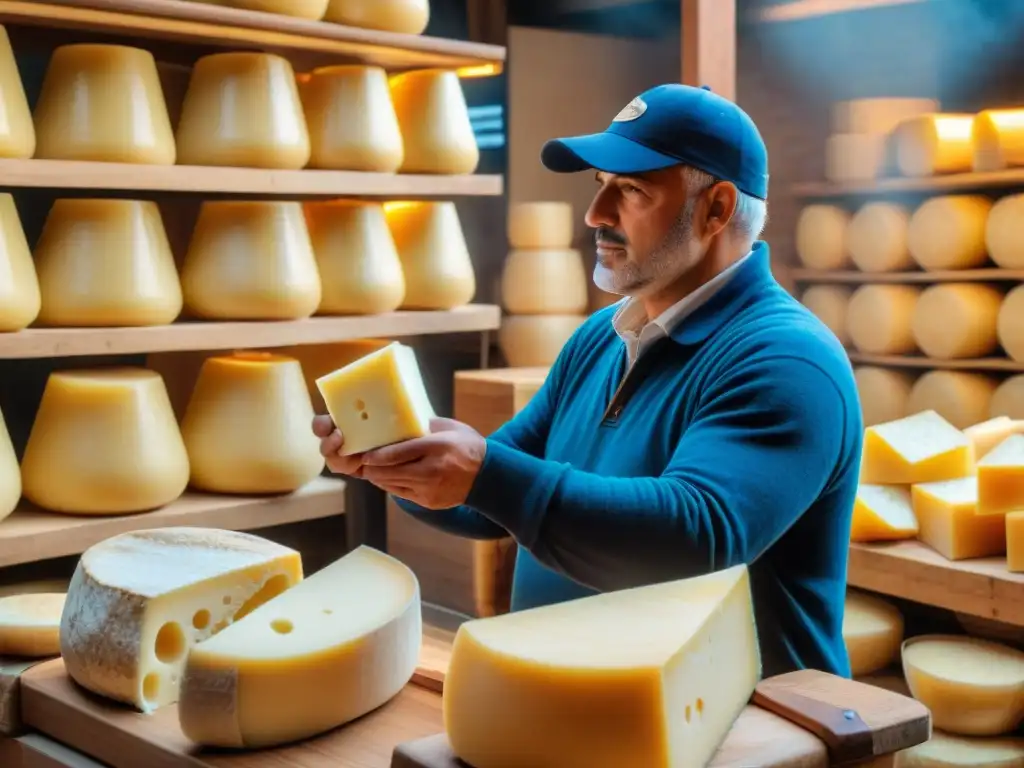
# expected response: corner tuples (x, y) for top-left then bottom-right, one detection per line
(755, 0), (923, 23)
(0, 476), (346, 568)
(848, 541), (1024, 627)
(0, 305), (501, 359)
(846, 352), (1024, 372)
(794, 268), (1024, 284)
(794, 167), (1024, 198)
(0, 0), (505, 70)
(0, 159), (502, 198)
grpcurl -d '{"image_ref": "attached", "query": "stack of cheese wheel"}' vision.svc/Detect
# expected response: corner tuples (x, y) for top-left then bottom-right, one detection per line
(0, 405), (19, 522)
(0, 193), (39, 332)
(0, 26), (34, 159)
(499, 202), (588, 367)
(389, 68), (478, 175)
(825, 97), (936, 182)
(324, 0), (430, 35)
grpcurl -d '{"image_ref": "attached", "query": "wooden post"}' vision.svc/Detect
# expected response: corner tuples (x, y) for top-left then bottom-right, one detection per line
(681, 0), (737, 101)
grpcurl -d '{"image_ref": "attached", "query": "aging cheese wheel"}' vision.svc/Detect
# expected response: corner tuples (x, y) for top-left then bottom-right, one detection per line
(907, 195), (992, 271)
(899, 730), (1024, 768)
(830, 97), (938, 135)
(972, 108), (1024, 172)
(794, 205), (850, 270)
(893, 114), (975, 177)
(846, 284), (920, 355)
(843, 590), (904, 676)
(997, 286), (1024, 363)
(389, 69), (479, 175)
(0, 192), (39, 332)
(499, 314), (586, 367)
(991, 376), (1024, 420)
(911, 283), (1002, 359)
(800, 285), (852, 346)
(221, 0), (329, 19)
(0, 26), (34, 159)
(34, 44), (175, 165)
(0, 406), (18, 523)
(508, 202), (575, 250)
(986, 194), (1024, 269)
(908, 370), (999, 430)
(501, 249), (589, 315)
(855, 366), (915, 426)
(847, 202), (913, 273)
(324, 0), (430, 35)
(824, 133), (888, 182)
(0, 593), (65, 657)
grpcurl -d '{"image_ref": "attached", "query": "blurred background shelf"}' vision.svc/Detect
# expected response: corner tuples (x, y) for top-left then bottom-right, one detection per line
(792, 268), (1024, 283)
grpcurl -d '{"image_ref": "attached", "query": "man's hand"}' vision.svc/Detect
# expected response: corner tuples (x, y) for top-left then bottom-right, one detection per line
(312, 414), (366, 478)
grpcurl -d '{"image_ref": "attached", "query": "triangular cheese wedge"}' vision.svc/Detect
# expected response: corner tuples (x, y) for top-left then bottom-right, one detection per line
(851, 484), (917, 542)
(861, 410), (972, 484)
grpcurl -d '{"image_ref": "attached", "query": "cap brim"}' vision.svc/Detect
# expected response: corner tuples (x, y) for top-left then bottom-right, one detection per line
(540, 131), (680, 174)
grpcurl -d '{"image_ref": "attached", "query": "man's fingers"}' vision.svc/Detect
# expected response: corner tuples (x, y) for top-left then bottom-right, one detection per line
(362, 437), (435, 466)
(318, 429), (343, 458)
(326, 454), (363, 477)
(362, 462), (426, 487)
(311, 414), (336, 438)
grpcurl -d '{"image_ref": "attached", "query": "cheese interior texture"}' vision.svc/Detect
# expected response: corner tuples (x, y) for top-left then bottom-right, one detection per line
(443, 564), (761, 768)
(0, 593), (66, 657)
(843, 590), (904, 676)
(59, 527), (303, 713)
(850, 484), (917, 542)
(976, 435), (1024, 516)
(860, 410), (973, 485)
(178, 546), (421, 748)
(911, 477), (1005, 560)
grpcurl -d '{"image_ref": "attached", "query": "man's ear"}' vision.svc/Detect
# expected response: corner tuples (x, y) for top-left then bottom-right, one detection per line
(701, 182), (738, 240)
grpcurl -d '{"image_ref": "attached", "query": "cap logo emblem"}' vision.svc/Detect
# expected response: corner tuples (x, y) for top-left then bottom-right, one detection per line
(613, 97), (647, 122)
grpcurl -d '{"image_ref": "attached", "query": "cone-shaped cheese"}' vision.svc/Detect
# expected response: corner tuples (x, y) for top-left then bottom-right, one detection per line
(907, 195), (991, 271)
(222, 0), (329, 19)
(843, 590), (903, 676)
(306, 201), (405, 314)
(302, 65), (404, 172)
(976, 435), (1024, 517)
(850, 484), (917, 543)
(0, 593), (65, 657)
(385, 201), (476, 309)
(21, 368), (190, 514)
(0, 193), (39, 332)
(0, 26), (34, 159)
(324, 0), (430, 34)
(855, 366), (915, 427)
(972, 108), (1024, 172)
(899, 730), (1024, 768)
(176, 53), (310, 170)
(911, 477), (1005, 560)
(893, 114), (975, 177)
(501, 249), (588, 315)
(179, 546), (420, 748)
(279, 340), (392, 412)
(181, 201), (321, 321)
(389, 69), (478, 175)
(846, 284), (920, 355)
(860, 410), (973, 485)
(847, 202), (912, 273)
(992, 376), (1024, 420)
(907, 371), (998, 431)
(34, 199), (182, 327)
(997, 286), (1024, 363)
(508, 202), (575, 250)
(0, 405), (19, 523)
(180, 353), (325, 495)
(34, 44), (175, 165)
(986, 194), (1024, 269)
(60, 527), (303, 713)
(965, 416), (1019, 461)
(444, 565), (761, 768)
(911, 284), (1001, 360)
(499, 314), (586, 367)
(801, 285), (852, 347)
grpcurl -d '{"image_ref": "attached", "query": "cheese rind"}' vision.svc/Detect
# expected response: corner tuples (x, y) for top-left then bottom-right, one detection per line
(976, 435), (1024, 516)
(794, 205), (850, 270)
(846, 203), (912, 273)
(0, 593), (66, 656)
(907, 196), (992, 271)
(843, 590), (904, 676)
(860, 410), (973, 485)
(899, 729), (1024, 767)
(850, 484), (917, 542)
(508, 202), (574, 250)
(911, 477), (1005, 561)
(911, 284), (1001, 360)
(893, 113), (975, 177)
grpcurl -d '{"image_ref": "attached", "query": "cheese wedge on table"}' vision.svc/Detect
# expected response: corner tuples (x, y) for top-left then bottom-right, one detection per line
(911, 478), (1005, 560)
(850, 484), (917, 542)
(899, 730), (1024, 767)
(60, 528), (302, 713)
(860, 410), (973, 484)
(843, 590), (903, 676)
(0, 593), (66, 656)
(178, 546), (420, 748)
(1005, 512), (1024, 572)
(443, 565), (761, 768)
(976, 435), (1024, 516)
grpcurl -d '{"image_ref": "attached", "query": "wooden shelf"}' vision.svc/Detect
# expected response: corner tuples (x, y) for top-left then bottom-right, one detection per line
(755, 0), (923, 23)
(0, 159), (503, 198)
(0, 0), (505, 71)
(848, 541), (1024, 627)
(0, 305), (501, 359)
(794, 167), (1024, 198)
(0, 476), (346, 568)
(794, 268), (1024, 284)
(846, 352), (1024, 373)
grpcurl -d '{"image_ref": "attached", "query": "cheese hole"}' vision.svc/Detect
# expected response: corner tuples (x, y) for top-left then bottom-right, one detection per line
(685, 705), (691, 723)
(360, 412), (369, 420)
(222, 595), (232, 605)
(142, 672), (160, 703)
(154, 621), (185, 663)
(323, 609), (333, 615)
(354, 399), (365, 410)
(192, 609), (211, 630)
(271, 619), (294, 634)
(696, 698), (704, 715)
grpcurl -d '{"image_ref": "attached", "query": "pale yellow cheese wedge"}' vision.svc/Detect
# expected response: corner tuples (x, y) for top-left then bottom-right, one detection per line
(178, 546), (420, 748)
(801, 285), (852, 347)
(843, 590), (904, 676)
(850, 485), (917, 543)
(1007, 512), (1024, 573)
(965, 417), (1018, 461)
(443, 565), (761, 768)
(976, 435), (1024, 516)
(911, 478), (1005, 560)
(902, 635), (1024, 736)
(907, 371), (999, 431)
(508, 202), (574, 250)
(855, 367), (916, 427)
(899, 730), (1024, 768)
(860, 410), (973, 485)
(0, 593), (65, 657)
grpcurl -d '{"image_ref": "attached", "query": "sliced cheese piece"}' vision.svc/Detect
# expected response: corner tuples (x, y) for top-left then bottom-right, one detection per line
(847, 284), (920, 354)
(855, 367), (916, 427)
(60, 527), (303, 713)
(825, 133), (888, 182)
(902, 635), (1024, 736)
(997, 285), (1024, 363)
(907, 196), (992, 271)
(907, 370), (999, 431)
(389, 70), (478, 174)
(972, 108), (1024, 172)
(0, 593), (65, 657)
(893, 114), (975, 177)
(499, 314), (587, 367)
(850, 484), (917, 543)
(501, 248), (589, 315)
(1007, 512), (1024, 573)
(965, 416), (1018, 461)
(794, 205), (851, 270)
(861, 410), (972, 485)
(846, 202), (912, 273)
(843, 590), (904, 676)
(323, 0), (430, 35)
(976, 435), (1024, 516)
(830, 97), (938, 135)
(911, 284), (1001, 360)
(991, 376), (1024, 420)
(508, 202), (574, 250)
(986, 194), (1024, 269)
(315, 340), (435, 456)
(899, 730), (1024, 768)
(443, 565), (761, 768)
(854, 673), (910, 697)
(801, 285), (852, 346)
(911, 478), (1005, 560)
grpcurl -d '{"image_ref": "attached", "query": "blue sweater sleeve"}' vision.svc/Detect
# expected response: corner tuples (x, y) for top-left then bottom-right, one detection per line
(463, 355), (849, 590)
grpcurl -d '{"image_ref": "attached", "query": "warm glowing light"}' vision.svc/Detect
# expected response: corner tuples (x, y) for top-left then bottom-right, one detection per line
(456, 62), (503, 79)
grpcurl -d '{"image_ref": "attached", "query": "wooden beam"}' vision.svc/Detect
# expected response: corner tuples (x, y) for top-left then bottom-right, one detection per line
(681, 0), (736, 101)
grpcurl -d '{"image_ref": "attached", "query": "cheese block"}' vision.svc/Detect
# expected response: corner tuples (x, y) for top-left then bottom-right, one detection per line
(825, 133), (888, 182)
(911, 478), (1005, 560)
(843, 590), (903, 676)
(907, 371), (999, 430)
(855, 366), (916, 426)
(323, 0), (430, 35)
(830, 97), (938, 135)
(0, 25), (34, 159)
(221, 0), (329, 19)
(986, 194), (1024, 269)
(976, 434), (1024, 517)
(178, 546), (420, 748)
(60, 528), (303, 712)
(508, 202), (575, 250)
(846, 284), (920, 355)
(181, 201), (321, 321)
(305, 200), (405, 315)
(301, 65), (404, 172)
(389, 70), (479, 175)
(443, 565), (761, 768)
(501, 248), (589, 315)
(34, 199), (182, 327)
(902, 635), (1024, 736)
(907, 196), (992, 271)
(972, 108), (1024, 172)
(176, 52), (310, 170)
(801, 285), (852, 346)
(911, 283), (1001, 359)
(21, 368), (190, 515)
(180, 352), (325, 494)
(279, 339), (392, 413)
(965, 416), (1019, 460)
(0, 406), (19, 523)
(850, 484), (917, 543)
(899, 730), (1024, 768)
(997, 285), (1024, 363)
(991, 376), (1024, 420)
(315, 341), (435, 456)
(847, 202), (913, 273)
(893, 114), (975, 177)
(860, 410), (972, 485)
(0, 593), (65, 656)
(1007, 512), (1024, 573)
(0, 192), (39, 332)
(499, 314), (586, 367)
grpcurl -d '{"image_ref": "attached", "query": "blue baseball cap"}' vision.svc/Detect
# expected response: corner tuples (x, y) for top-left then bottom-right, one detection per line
(540, 84), (769, 201)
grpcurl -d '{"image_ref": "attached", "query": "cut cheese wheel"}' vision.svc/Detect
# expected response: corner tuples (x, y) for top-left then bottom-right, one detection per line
(221, 0), (329, 19)
(1008, 512), (1024, 573)
(860, 409), (972, 485)
(501, 249), (589, 315)
(907, 371), (998, 430)
(854, 674), (910, 697)
(323, 0), (430, 35)
(0, 593), (65, 656)
(0, 25), (34, 159)
(389, 69), (478, 175)
(0, 192), (39, 332)
(899, 729), (1024, 768)
(21, 368), (190, 515)
(955, 613), (1024, 649)
(178, 546), (420, 748)
(911, 283), (1001, 359)
(902, 635), (1024, 736)
(315, 341), (435, 456)
(893, 114), (975, 177)
(911, 478), (1005, 560)
(508, 202), (575, 250)
(907, 195), (992, 271)
(0, 406), (19, 524)
(986, 194), (1024, 269)
(991, 376), (1024, 420)
(850, 484), (917, 543)
(800, 285), (852, 346)
(976, 434), (1024, 516)
(830, 97), (938, 135)
(499, 314), (586, 367)
(443, 565), (760, 768)
(825, 133), (888, 182)
(278, 340), (392, 413)
(843, 590), (904, 676)
(846, 284), (920, 354)
(965, 416), (1019, 461)
(997, 286), (1024, 363)
(972, 108), (1024, 172)
(846, 202), (912, 273)
(60, 527), (303, 712)
(855, 367), (916, 426)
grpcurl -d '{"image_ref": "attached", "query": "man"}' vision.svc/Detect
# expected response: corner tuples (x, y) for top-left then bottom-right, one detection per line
(313, 83), (863, 678)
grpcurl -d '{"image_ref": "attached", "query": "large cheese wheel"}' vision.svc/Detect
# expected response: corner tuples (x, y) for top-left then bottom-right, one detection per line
(997, 285), (1024, 363)
(847, 202), (913, 273)
(323, 0), (430, 35)
(990, 376), (1024, 420)
(0, 406), (18, 523)
(911, 283), (1002, 359)
(0, 192), (39, 332)
(800, 285), (852, 346)
(794, 205), (850, 270)
(855, 366), (916, 426)
(843, 590), (903, 676)
(0, 593), (65, 657)
(825, 133), (888, 182)
(986, 194), (1024, 269)
(893, 114), (975, 177)
(221, 0), (329, 19)
(0, 26), (34, 159)
(499, 315), (586, 367)
(508, 202), (574, 250)
(501, 249), (588, 315)
(900, 730), (1024, 768)
(907, 370), (999, 430)
(846, 284), (920, 354)
(830, 97), (938, 135)
(907, 195), (992, 271)
(972, 108), (1024, 172)
(389, 69), (479, 175)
